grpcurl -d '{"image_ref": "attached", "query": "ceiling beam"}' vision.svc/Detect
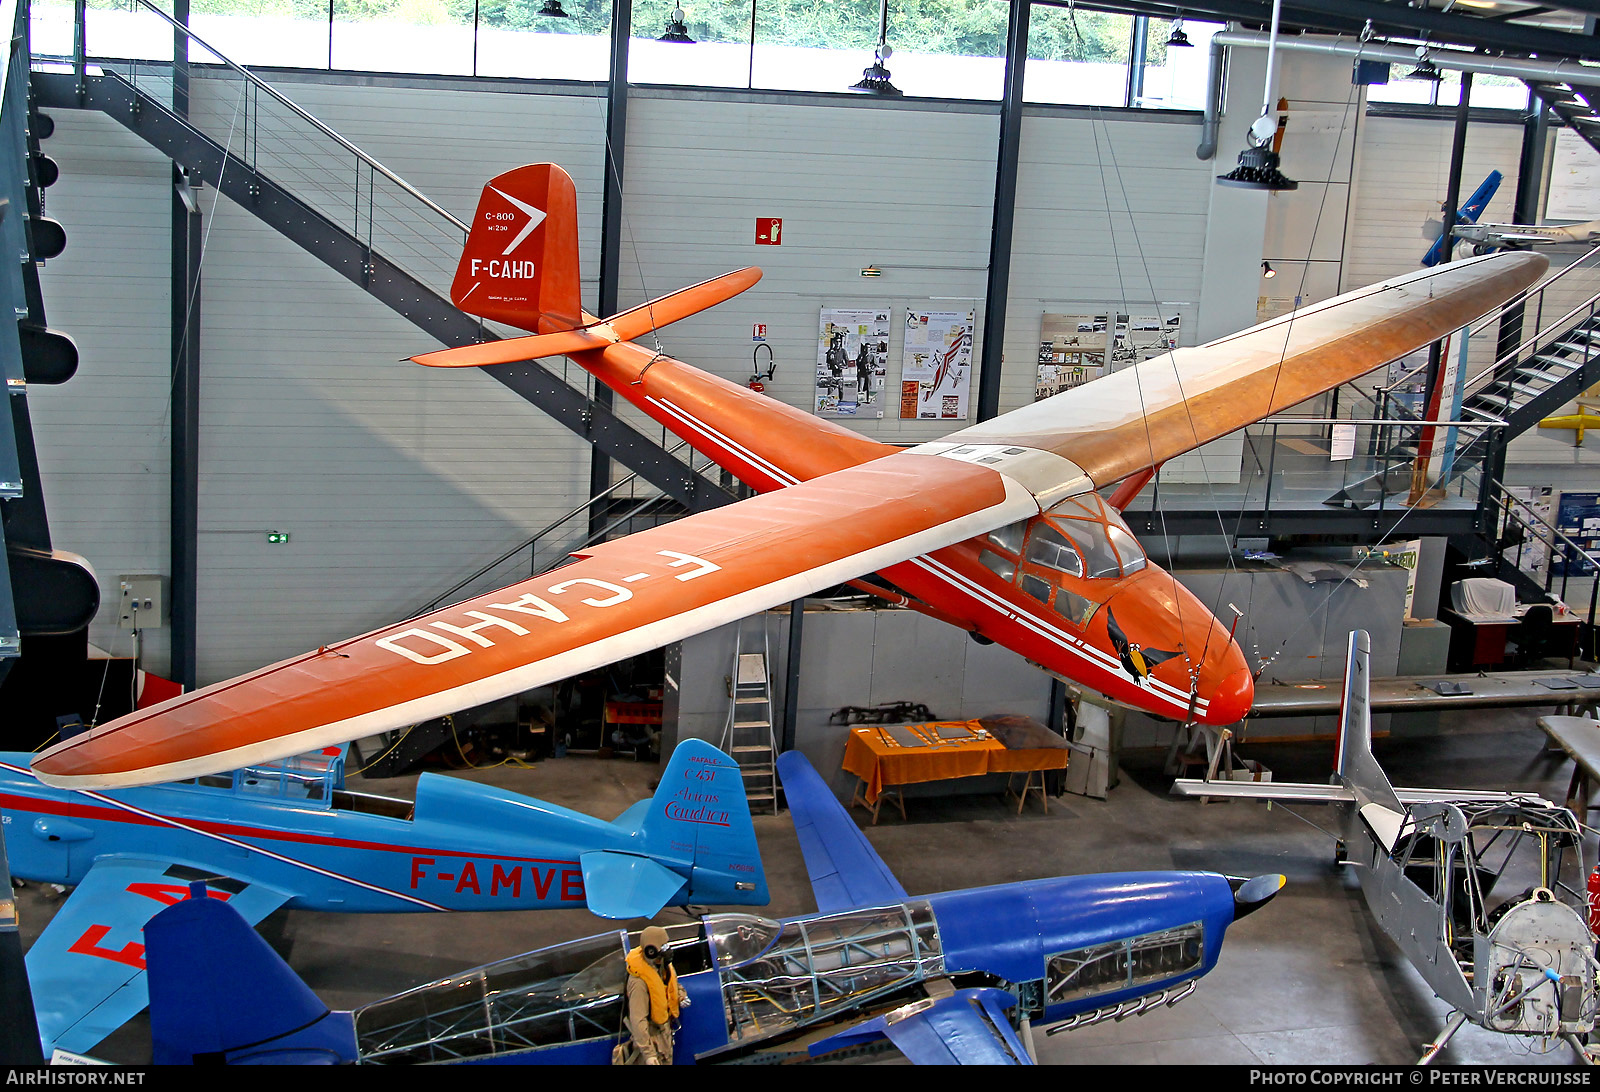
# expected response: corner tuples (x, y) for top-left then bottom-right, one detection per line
(1033, 0), (1600, 60)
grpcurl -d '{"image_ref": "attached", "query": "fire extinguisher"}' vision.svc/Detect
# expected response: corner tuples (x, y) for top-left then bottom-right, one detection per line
(1586, 864), (1600, 935)
(749, 343), (775, 393)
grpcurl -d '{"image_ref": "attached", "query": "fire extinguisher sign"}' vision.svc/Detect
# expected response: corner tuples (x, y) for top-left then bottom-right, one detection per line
(752, 324), (767, 342)
(756, 218), (782, 245)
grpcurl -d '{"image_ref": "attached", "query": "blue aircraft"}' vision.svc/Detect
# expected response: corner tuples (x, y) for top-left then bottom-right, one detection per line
(1422, 169), (1503, 266)
(1, 739), (764, 1058)
(140, 750), (1284, 1065)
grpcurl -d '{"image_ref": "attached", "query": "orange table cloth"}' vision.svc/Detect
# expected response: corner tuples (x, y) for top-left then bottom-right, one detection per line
(841, 721), (1069, 805)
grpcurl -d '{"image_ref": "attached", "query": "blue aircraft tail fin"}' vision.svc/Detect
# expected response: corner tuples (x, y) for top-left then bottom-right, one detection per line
(145, 888), (357, 1065)
(637, 739), (767, 909)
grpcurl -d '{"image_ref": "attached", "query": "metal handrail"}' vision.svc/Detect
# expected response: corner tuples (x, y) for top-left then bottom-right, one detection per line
(413, 439), (701, 615)
(99, 0), (467, 234)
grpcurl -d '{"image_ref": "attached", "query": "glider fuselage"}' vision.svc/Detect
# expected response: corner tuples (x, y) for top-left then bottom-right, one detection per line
(573, 335), (1251, 725)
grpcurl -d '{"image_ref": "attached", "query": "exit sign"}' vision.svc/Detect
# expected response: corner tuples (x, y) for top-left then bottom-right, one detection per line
(756, 217), (782, 245)
(266, 531), (290, 544)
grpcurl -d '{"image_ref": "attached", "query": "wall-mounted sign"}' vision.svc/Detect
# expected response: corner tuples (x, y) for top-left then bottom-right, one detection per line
(752, 324), (767, 342)
(756, 218), (783, 245)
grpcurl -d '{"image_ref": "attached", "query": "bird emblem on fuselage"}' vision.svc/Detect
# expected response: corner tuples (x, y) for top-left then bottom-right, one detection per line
(1105, 607), (1183, 686)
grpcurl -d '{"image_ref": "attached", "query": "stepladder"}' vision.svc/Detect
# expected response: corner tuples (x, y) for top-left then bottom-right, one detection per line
(720, 619), (778, 814)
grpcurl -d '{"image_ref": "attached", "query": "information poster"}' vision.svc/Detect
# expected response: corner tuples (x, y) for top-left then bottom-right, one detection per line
(1554, 491), (1600, 577)
(899, 309), (975, 420)
(816, 308), (890, 418)
(1036, 312), (1107, 402)
(1503, 485), (1554, 586)
(1122, 314), (1180, 366)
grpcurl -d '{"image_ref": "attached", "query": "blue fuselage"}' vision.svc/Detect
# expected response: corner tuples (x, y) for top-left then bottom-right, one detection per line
(347, 869), (1243, 1064)
(0, 754), (640, 912)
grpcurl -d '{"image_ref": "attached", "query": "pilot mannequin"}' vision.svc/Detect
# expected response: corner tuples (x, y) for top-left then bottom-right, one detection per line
(620, 924), (689, 1065)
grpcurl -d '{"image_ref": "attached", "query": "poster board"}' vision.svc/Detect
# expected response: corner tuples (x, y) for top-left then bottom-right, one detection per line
(899, 309), (974, 420)
(1035, 312), (1107, 401)
(815, 308), (890, 418)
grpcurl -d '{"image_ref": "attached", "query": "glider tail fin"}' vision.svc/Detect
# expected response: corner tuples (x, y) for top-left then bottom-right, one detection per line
(451, 162), (584, 334)
(145, 887), (357, 1065)
(641, 739), (768, 907)
(427, 162), (760, 367)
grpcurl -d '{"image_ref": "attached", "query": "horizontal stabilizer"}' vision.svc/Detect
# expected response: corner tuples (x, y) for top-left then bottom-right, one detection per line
(413, 326), (612, 366)
(413, 268), (762, 369)
(1172, 779), (1551, 808)
(579, 851), (687, 920)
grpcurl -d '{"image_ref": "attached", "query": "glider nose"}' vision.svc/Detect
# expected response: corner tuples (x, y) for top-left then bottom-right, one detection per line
(1202, 665), (1254, 726)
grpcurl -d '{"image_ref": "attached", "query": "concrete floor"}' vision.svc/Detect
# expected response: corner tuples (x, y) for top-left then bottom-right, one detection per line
(14, 707), (1598, 1066)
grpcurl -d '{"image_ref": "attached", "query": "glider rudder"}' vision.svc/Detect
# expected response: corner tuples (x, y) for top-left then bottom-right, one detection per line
(452, 162), (583, 334)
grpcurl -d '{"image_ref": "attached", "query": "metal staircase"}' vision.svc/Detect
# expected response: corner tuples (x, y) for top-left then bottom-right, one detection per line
(29, 0), (733, 516)
(719, 617), (777, 815)
(1325, 243), (1600, 510)
(1525, 80), (1600, 158)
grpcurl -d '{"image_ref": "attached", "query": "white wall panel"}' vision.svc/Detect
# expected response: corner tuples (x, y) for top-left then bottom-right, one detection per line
(29, 110), (174, 673)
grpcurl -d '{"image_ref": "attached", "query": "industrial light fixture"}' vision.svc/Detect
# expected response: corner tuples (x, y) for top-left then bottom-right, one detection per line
(860, 265), (883, 278)
(1262, 260), (1276, 279)
(1408, 51), (1443, 82)
(537, 0), (569, 17)
(849, 0), (902, 96)
(1217, 0), (1296, 191)
(659, 2), (694, 43)
(1167, 18), (1193, 48)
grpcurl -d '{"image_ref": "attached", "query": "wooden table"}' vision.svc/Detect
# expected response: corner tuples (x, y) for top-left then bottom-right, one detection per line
(840, 721), (1071, 823)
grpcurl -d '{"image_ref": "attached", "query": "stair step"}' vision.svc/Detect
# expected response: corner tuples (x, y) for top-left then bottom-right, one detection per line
(734, 696), (767, 704)
(733, 719), (771, 729)
(1535, 350), (1583, 367)
(1506, 380), (1550, 397)
(732, 744), (772, 753)
(1516, 368), (1575, 386)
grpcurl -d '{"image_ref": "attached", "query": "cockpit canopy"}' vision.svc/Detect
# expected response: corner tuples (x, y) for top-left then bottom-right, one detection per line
(978, 492), (1148, 628)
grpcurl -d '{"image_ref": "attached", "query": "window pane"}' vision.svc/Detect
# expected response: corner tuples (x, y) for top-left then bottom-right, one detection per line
(1024, 3), (1130, 107)
(478, 0), (612, 82)
(1052, 518), (1120, 578)
(749, 0), (1002, 98)
(30, 0), (77, 59)
(190, 0), (331, 69)
(330, 0), (474, 75)
(631, 0), (752, 89)
(1138, 18), (1221, 111)
(1021, 573), (1050, 602)
(1107, 523), (1146, 575)
(86, 0), (172, 63)
(988, 518), (1027, 556)
(1367, 61), (1444, 106)
(979, 549), (1015, 583)
(1054, 588), (1100, 628)
(1025, 522), (1084, 577)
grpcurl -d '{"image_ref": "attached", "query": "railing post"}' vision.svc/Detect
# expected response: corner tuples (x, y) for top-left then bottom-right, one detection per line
(71, 0), (86, 101)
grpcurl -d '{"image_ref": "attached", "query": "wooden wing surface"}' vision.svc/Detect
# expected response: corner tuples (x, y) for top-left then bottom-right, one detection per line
(947, 251), (1547, 487)
(33, 454), (1037, 788)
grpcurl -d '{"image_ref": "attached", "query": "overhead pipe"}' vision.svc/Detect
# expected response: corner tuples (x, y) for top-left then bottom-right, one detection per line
(1197, 33), (1226, 160)
(1213, 30), (1600, 88)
